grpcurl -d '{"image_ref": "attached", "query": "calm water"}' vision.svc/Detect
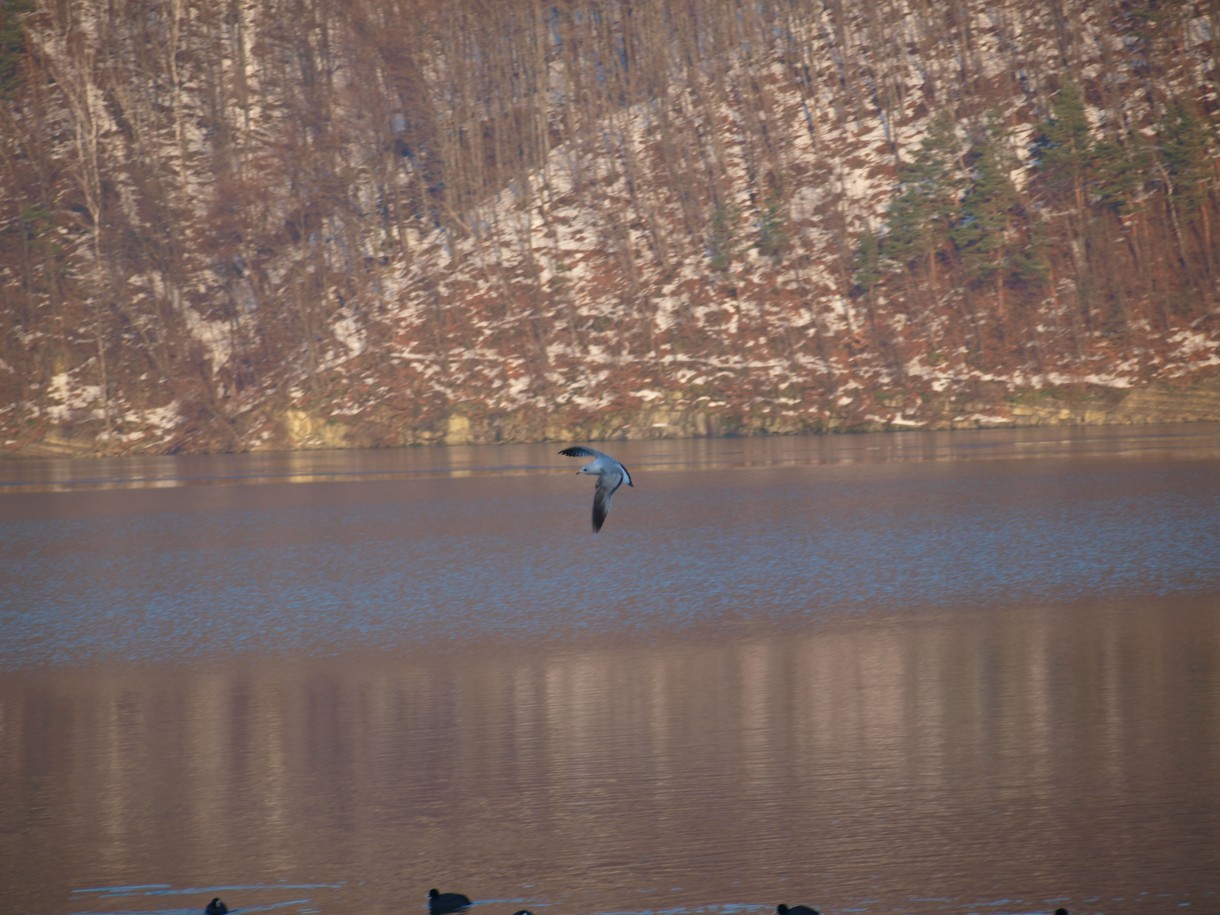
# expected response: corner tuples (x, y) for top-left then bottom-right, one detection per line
(1, 426), (1219, 915)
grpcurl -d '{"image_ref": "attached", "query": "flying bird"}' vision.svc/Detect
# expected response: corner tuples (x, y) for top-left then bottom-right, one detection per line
(559, 445), (634, 533)
(428, 889), (472, 914)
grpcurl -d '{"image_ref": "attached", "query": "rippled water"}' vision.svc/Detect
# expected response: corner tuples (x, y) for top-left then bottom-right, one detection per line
(1, 426), (1219, 915)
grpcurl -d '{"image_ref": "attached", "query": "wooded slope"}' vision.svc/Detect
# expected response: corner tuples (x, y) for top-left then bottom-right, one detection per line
(2, 0), (1218, 453)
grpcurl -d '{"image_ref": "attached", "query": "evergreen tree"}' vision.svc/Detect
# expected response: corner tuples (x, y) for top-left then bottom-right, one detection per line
(1035, 80), (1092, 214)
(756, 192), (789, 261)
(1090, 133), (1152, 216)
(1157, 97), (1212, 212)
(707, 201), (741, 273)
(852, 228), (882, 296)
(0, 0), (33, 98)
(1034, 81), (1100, 331)
(883, 111), (963, 282)
(1155, 95), (1215, 277)
(952, 114), (1023, 313)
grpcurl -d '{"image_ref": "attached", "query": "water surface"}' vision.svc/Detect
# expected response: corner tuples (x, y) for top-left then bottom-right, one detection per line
(1, 426), (1219, 915)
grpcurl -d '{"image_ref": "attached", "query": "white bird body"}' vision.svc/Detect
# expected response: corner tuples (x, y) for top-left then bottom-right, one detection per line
(559, 446), (634, 533)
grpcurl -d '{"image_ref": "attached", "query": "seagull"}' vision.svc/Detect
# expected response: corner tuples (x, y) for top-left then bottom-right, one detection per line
(428, 889), (472, 914)
(559, 446), (634, 533)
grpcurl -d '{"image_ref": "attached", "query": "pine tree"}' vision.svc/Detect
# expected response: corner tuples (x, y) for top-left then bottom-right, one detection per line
(954, 120), (1017, 276)
(0, 0), (32, 99)
(1157, 97), (1212, 211)
(1033, 81), (1098, 332)
(952, 114), (1023, 320)
(852, 229), (882, 296)
(1035, 80), (1092, 214)
(1090, 134), (1151, 217)
(1155, 96), (1215, 277)
(756, 192), (789, 261)
(708, 201), (741, 273)
(882, 110), (963, 284)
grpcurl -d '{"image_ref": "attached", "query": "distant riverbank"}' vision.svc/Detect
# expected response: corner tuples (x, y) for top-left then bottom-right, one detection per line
(9, 372), (1220, 459)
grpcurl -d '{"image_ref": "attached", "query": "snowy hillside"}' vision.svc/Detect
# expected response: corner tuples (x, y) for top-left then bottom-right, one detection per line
(1, 0), (1218, 455)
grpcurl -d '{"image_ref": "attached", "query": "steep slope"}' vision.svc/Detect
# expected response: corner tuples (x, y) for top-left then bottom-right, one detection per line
(1, 0), (1217, 455)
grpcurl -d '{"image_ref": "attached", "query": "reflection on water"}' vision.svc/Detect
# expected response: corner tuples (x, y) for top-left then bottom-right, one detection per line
(3, 598), (1219, 915)
(2, 423), (1219, 493)
(1, 427), (1219, 915)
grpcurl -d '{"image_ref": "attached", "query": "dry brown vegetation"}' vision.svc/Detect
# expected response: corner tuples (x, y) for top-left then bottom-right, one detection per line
(1, 0), (1218, 453)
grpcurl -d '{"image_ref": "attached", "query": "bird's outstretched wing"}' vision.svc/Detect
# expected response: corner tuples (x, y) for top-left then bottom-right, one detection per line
(559, 445), (606, 459)
(591, 470), (625, 533)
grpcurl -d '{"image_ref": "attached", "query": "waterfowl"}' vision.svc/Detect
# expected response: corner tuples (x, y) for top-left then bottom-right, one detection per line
(428, 888), (472, 914)
(559, 446), (634, 533)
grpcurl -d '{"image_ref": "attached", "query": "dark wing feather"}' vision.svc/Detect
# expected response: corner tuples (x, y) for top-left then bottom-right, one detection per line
(559, 445), (600, 458)
(591, 471), (624, 533)
(592, 487), (608, 532)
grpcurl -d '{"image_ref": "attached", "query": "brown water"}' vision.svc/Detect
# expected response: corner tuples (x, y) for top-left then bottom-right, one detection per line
(1, 426), (1219, 915)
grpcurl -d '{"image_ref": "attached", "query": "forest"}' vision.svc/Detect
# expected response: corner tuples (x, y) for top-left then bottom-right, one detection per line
(1, 0), (1218, 454)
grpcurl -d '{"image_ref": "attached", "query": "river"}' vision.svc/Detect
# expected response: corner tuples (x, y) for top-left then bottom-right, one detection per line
(1, 425), (1218, 915)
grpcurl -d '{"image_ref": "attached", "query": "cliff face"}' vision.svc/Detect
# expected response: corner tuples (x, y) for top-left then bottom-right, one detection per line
(2, 0), (1218, 456)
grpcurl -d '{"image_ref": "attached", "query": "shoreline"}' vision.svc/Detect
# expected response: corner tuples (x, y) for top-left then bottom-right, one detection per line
(7, 372), (1220, 460)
